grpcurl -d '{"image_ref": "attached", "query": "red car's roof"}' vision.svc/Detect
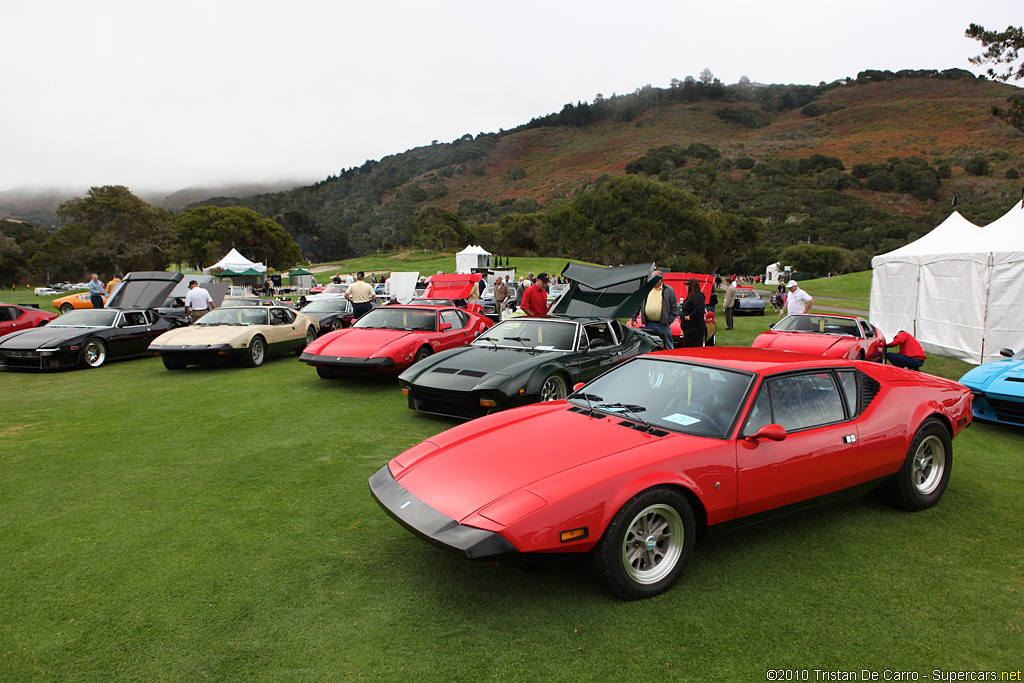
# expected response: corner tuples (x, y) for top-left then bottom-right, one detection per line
(644, 346), (854, 374)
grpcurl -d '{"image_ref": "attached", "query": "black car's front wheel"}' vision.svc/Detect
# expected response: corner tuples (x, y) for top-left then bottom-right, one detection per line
(80, 339), (107, 369)
(539, 373), (568, 402)
(590, 487), (696, 600)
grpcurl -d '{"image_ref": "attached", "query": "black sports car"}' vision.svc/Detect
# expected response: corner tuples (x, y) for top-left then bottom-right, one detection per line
(398, 262), (663, 419)
(0, 271), (184, 371)
(299, 298), (356, 334)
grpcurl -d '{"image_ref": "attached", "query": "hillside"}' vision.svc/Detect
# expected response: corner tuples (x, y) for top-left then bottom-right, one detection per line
(229, 73), (1023, 264)
(3, 71), (1023, 274)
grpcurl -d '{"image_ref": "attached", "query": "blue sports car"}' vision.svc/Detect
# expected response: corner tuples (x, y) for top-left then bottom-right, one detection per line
(958, 348), (1024, 426)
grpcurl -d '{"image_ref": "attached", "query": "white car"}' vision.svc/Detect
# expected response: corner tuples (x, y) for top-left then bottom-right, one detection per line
(34, 287), (59, 296)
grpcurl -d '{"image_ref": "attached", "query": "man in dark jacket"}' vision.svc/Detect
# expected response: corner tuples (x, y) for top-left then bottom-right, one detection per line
(632, 270), (679, 349)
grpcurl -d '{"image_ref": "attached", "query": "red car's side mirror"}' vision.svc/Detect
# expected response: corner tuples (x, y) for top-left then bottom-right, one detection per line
(439, 322), (453, 331)
(745, 424), (787, 442)
(573, 382), (585, 392)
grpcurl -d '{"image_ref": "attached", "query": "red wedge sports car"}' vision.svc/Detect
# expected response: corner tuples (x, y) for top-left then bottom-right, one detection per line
(369, 347), (971, 599)
(300, 303), (492, 378)
(752, 313), (887, 362)
(0, 302), (58, 338)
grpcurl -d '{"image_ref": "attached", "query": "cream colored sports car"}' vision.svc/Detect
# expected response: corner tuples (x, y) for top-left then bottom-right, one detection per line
(149, 305), (319, 369)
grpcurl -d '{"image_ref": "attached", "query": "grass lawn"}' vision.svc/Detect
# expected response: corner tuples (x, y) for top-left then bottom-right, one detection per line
(2, 269), (1021, 680)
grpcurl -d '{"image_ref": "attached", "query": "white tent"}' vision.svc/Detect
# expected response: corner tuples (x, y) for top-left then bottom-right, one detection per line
(455, 245), (491, 274)
(203, 248), (267, 275)
(869, 204), (1024, 364)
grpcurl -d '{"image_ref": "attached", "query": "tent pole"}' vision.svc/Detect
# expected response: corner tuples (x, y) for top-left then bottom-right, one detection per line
(980, 252), (993, 364)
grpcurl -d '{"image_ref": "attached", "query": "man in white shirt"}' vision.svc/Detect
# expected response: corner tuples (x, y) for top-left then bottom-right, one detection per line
(344, 271), (375, 319)
(782, 280), (813, 317)
(184, 280), (216, 323)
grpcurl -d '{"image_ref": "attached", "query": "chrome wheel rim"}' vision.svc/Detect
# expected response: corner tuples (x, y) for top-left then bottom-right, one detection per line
(84, 341), (105, 367)
(540, 375), (567, 401)
(251, 340), (264, 365)
(621, 504), (684, 585)
(913, 434), (945, 495)
(305, 328), (316, 345)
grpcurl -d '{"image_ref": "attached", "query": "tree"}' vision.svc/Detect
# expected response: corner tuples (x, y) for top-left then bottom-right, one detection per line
(699, 68), (715, 85)
(967, 23), (1024, 132)
(56, 186), (176, 275)
(409, 207), (471, 252)
(967, 24), (1024, 81)
(173, 206), (304, 270)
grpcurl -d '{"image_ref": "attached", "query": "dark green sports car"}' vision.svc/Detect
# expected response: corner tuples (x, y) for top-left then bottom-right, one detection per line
(398, 263), (663, 419)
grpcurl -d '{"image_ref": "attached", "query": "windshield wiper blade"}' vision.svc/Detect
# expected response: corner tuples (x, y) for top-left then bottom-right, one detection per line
(503, 336), (535, 353)
(596, 403), (655, 432)
(569, 391), (603, 415)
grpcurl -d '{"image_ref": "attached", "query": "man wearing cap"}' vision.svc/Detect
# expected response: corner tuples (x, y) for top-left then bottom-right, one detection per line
(632, 269), (679, 349)
(345, 271), (375, 319)
(781, 280), (813, 317)
(184, 280), (216, 323)
(520, 273), (550, 317)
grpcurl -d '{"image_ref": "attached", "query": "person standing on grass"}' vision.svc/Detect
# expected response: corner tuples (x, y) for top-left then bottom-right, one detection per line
(88, 273), (105, 310)
(345, 271), (375, 319)
(679, 278), (707, 348)
(781, 280), (813, 317)
(632, 269), (678, 350)
(184, 280), (216, 323)
(723, 276), (736, 330)
(520, 273), (550, 317)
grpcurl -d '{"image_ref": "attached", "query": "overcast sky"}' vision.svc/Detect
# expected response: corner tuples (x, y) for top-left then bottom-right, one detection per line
(2, 0), (1020, 194)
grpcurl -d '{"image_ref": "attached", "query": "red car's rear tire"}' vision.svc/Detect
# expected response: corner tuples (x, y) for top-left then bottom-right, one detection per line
(883, 418), (952, 511)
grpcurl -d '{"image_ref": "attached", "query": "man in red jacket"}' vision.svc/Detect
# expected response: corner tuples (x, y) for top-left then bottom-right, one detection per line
(520, 273), (550, 317)
(886, 330), (926, 370)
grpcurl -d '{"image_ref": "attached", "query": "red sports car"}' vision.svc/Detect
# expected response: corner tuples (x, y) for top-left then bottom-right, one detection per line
(0, 302), (58, 338)
(369, 347), (971, 599)
(752, 313), (887, 362)
(627, 272), (717, 345)
(300, 303), (492, 378)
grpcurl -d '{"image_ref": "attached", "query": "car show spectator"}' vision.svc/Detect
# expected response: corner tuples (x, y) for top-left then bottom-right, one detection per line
(345, 271), (375, 318)
(679, 278), (707, 347)
(520, 273), (550, 317)
(106, 273), (122, 295)
(782, 280), (813, 317)
(494, 276), (510, 317)
(184, 280), (216, 323)
(886, 330), (927, 370)
(723, 276), (736, 330)
(632, 269), (679, 349)
(87, 273), (105, 309)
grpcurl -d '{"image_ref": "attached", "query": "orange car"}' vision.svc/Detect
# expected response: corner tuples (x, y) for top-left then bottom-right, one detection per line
(52, 292), (107, 314)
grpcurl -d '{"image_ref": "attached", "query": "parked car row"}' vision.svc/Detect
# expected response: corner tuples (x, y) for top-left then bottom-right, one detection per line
(1, 267), (1004, 603)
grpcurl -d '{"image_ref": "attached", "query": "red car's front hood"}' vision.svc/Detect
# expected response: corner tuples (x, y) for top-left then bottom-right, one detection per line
(391, 403), (682, 523)
(754, 331), (847, 356)
(308, 327), (419, 358)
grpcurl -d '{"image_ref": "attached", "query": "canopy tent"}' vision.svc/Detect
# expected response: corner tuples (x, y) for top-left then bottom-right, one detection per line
(288, 268), (314, 291)
(203, 248), (267, 275)
(455, 245), (491, 274)
(869, 204), (1024, 364)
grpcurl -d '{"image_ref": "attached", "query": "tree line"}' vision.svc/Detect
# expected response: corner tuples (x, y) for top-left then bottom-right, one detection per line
(1, 186), (303, 285)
